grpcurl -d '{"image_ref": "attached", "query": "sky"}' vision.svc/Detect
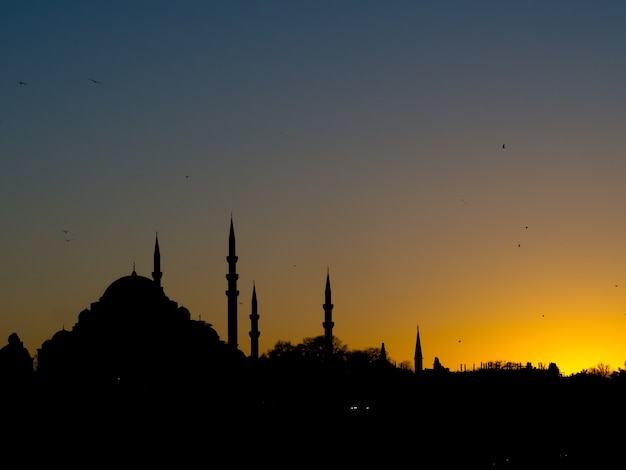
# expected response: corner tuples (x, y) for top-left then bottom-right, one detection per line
(3, 1), (626, 376)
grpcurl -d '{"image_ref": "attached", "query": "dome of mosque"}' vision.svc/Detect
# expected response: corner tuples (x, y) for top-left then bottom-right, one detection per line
(51, 328), (71, 342)
(101, 270), (163, 304)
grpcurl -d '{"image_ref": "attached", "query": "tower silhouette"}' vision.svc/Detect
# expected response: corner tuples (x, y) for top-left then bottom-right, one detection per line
(152, 232), (162, 290)
(249, 282), (260, 360)
(414, 324), (423, 373)
(226, 216), (239, 348)
(322, 269), (334, 359)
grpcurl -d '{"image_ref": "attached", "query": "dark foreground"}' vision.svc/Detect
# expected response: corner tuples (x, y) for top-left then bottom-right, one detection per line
(4, 376), (624, 469)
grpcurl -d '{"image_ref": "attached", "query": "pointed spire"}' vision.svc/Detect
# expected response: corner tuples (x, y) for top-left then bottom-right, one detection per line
(226, 215), (239, 348)
(414, 324), (423, 373)
(249, 280), (260, 360)
(152, 231), (162, 287)
(322, 270), (334, 360)
(229, 214), (237, 257)
(325, 268), (331, 297)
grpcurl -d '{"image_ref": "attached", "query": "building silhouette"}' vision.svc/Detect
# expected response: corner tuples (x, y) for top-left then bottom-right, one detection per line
(2, 216), (430, 400)
(322, 268), (334, 360)
(0, 332), (34, 386)
(152, 231), (162, 290)
(31, 218), (349, 389)
(414, 324), (423, 373)
(226, 215), (239, 348)
(249, 282), (260, 360)
(36, 230), (245, 388)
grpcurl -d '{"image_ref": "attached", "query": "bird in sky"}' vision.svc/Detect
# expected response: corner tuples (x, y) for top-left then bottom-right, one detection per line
(502, 144), (506, 149)
(18, 81), (27, 85)
(89, 78), (101, 84)
(62, 229), (69, 233)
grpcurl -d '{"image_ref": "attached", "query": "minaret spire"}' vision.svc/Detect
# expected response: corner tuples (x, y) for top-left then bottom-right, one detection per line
(322, 268), (334, 360)
(152, 231), (162, 288)
(226, 215), (239, 348)
(249, 281), (260, 360)
(414, 324), (423, 373)
(380, 342), (388, 362)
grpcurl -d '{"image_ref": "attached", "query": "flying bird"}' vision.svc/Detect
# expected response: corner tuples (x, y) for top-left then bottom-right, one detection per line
(89, 78), (101, 84)
(502, 144), (506, 149)
(18, 81), (27, 85)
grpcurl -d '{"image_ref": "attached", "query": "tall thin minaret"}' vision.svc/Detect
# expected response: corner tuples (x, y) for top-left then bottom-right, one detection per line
(414, 324), (423, 373)
(152, 232), (162, 289)
(249, 282), (260, 360)
(226, 215), (239, 348)
(322, 269), (334, 359)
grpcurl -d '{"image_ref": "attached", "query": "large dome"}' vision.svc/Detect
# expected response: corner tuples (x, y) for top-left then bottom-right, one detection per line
(101, 270), (163, 304)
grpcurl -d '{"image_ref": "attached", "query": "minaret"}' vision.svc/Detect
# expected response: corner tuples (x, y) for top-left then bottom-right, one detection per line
(322, 269), (334, 359)
(152, 232), (162, 289)
(249, 282), (260, 360)
(226, 216), (239, 348)
(380, 342), (388, 363)
(414, 325), (423, 373)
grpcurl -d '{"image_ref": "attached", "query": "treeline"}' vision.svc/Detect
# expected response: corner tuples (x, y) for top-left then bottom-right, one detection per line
(2, 332), (626, 467)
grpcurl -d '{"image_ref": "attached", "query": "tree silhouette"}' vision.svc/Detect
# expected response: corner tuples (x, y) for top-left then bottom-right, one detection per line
(588, 362), (612, 378)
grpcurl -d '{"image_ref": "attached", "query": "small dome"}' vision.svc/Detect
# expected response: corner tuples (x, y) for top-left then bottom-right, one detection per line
(178, 306), (191, 320)
(77, 308), (92, 322)
(51, 328), (71, 342)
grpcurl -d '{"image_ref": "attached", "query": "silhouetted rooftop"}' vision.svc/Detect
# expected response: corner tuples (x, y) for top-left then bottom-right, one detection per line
(101, 270), (163, 304)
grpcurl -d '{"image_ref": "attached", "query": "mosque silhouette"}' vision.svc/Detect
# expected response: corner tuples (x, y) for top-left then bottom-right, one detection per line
(33, 216), (376, 387)
(1, 218), (625, 467)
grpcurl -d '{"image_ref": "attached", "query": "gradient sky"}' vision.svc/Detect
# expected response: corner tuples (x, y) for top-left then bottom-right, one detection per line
(3, 1), (626, 376)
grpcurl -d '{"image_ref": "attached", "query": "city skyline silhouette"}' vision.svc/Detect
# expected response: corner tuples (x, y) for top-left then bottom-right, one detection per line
(1, 217), (625, 467)
(5, 216), (615, 380)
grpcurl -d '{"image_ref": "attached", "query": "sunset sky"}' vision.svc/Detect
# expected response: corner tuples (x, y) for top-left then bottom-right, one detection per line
(3, 1), (626, 376)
